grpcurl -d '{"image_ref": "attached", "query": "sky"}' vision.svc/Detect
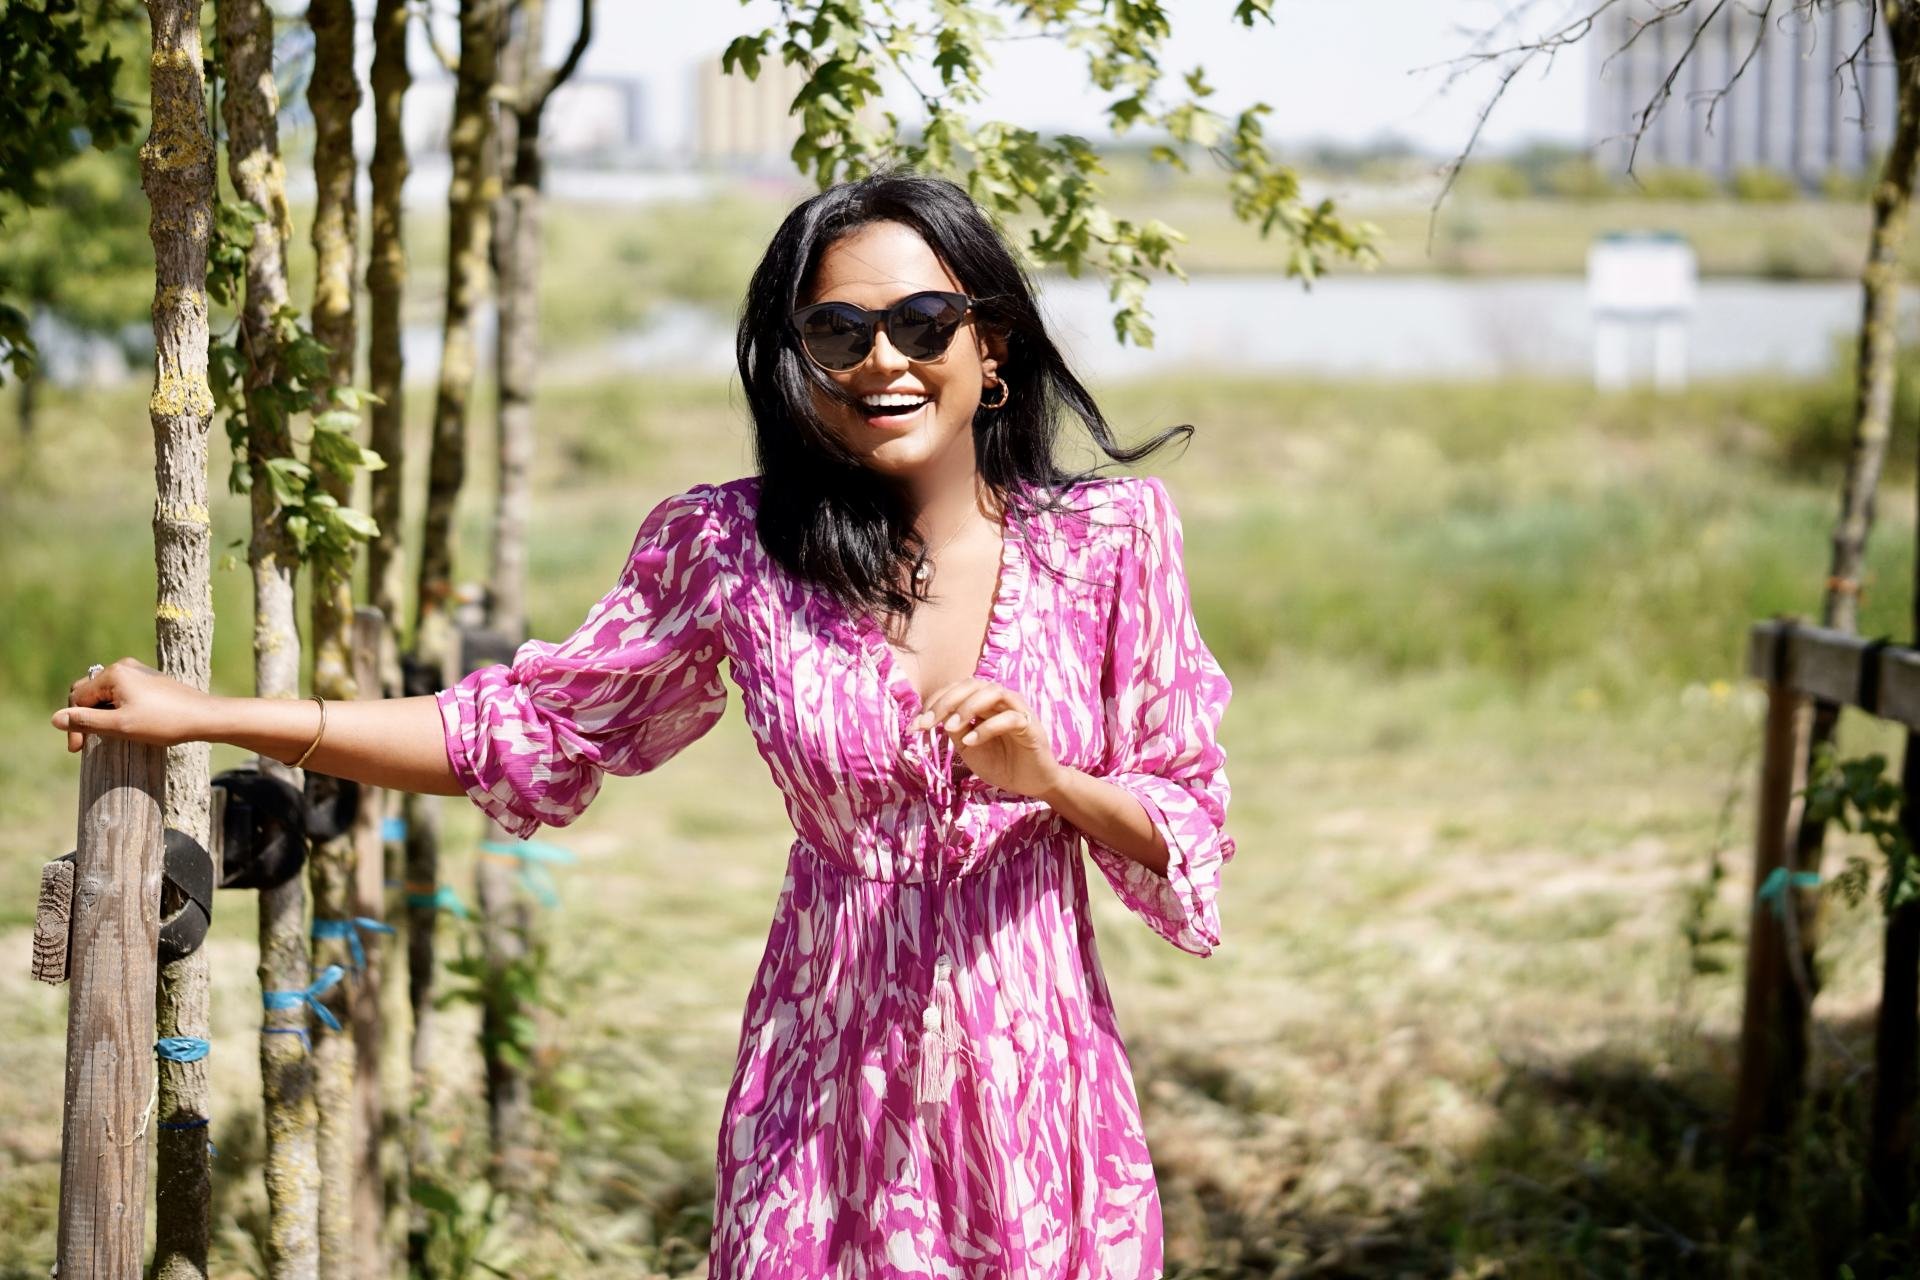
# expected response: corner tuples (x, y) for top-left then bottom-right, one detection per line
(488, 0), (1592, 158)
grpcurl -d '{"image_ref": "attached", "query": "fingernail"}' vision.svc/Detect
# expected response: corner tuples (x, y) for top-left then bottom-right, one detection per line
(962, 731), (977, 744)
(945, 715), (960, 730)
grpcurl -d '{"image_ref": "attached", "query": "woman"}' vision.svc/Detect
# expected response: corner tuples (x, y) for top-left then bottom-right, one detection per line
(52, 171), (1236, 1279)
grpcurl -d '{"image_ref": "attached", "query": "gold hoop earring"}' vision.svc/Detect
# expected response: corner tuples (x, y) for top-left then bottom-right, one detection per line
(980, 379), (1010, 411)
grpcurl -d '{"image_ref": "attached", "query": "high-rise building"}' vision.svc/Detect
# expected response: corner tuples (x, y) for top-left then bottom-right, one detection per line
(696, 54), (815, 171)
(1588, 0), (1896, 182)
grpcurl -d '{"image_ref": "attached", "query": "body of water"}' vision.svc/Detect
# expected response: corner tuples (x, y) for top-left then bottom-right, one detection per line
(401, 273), (1887, 387)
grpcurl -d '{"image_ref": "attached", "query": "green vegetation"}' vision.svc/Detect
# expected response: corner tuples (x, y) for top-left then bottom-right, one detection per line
(1, 361), (1911, 1273)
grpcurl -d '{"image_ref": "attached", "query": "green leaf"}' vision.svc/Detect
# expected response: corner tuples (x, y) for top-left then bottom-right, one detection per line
(411, 1180), (462, 1217)
(722, 30), (770, 79)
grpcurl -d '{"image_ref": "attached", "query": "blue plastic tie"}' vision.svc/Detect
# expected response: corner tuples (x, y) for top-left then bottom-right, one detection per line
(1757, 867), (1821, 919)
(154, 1036), (210, 1063)
(479, 838), (577, 907)
(405, 885), (471, 920)
(262, 963), (347, 1034)
(382, 815), (408, 842)
(312, 916), (396, 971)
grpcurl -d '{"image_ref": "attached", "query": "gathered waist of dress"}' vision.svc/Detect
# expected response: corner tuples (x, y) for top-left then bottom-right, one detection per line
(787, 814), (1076, 885)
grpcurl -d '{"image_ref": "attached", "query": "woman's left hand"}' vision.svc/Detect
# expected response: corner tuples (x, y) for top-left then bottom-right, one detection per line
(909, 679), (1064, 801)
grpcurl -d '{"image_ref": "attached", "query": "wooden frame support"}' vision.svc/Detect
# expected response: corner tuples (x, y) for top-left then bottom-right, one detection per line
(1733, 619), (1920, 1154)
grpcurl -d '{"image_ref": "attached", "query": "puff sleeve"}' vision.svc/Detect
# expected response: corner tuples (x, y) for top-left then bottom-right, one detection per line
(1082, 475), (1237, 956)
(434, 483), (732, 840)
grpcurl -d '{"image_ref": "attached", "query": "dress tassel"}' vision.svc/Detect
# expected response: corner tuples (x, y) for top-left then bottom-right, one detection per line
(914, 954), (964, 1104)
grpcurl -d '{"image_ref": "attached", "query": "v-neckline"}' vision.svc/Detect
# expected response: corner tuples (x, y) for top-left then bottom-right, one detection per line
(858, 500), (1026, 722)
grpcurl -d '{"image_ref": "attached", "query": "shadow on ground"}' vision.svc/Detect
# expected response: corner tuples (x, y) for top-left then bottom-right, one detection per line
(1140, 1013), (1917, 1279)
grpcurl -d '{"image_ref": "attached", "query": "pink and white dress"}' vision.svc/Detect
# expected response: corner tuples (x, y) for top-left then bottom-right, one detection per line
(435, 471), (1237, 1278)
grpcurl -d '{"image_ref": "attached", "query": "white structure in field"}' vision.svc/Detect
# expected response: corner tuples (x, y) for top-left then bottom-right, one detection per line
(1587, 232), (1698, 391)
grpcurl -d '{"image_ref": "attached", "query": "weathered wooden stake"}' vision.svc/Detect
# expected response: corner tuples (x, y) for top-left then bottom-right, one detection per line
(1732, 621), (1813, 1153)
(56, 735), (167, 1275)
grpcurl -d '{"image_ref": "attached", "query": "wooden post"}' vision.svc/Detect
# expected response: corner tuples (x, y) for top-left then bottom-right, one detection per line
(1732, 621), (1814, 1154)
(56, 735), (167, 1275)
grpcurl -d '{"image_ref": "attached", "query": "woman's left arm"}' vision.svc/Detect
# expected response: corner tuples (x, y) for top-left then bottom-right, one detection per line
(1075, 474), (1238, 957)
(1037, 766), (1169, 877)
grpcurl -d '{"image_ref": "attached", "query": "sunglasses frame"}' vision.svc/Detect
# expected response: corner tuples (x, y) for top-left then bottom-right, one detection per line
(788, 290), (977, 373)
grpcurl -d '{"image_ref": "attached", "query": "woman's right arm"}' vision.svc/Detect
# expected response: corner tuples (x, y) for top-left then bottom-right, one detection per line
(52, 657), (467, 798)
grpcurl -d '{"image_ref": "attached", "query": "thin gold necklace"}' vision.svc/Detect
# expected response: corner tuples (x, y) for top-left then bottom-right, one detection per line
(912, 519), (970, 585)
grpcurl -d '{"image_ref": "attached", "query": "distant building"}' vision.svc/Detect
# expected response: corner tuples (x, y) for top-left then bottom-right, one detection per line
(695, 53), (813, 171)
(1588, 0), (1897, 183)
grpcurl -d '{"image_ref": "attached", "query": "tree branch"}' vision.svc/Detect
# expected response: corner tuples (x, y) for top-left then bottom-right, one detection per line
(531, 0), (592, 113)
(409, 0), (458, 76)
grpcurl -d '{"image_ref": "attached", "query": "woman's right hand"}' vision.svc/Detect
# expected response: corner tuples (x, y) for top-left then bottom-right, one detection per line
(51, 657), (214, 754)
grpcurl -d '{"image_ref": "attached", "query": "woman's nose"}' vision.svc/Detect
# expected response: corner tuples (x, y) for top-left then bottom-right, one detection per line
(867, 326), (911, 373)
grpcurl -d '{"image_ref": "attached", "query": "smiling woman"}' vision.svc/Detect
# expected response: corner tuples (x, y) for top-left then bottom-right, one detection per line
(52, 169), (1236, 1280)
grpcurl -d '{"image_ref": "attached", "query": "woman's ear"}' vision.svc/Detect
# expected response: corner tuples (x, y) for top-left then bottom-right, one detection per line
(977, 325), (1010, 376)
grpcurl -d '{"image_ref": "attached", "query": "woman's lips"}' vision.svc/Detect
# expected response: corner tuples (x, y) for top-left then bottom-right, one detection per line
(859, 399), (930, 429)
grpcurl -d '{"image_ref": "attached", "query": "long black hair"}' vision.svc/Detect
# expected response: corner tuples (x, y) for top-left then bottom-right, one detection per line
(736, 168), (1191, 632)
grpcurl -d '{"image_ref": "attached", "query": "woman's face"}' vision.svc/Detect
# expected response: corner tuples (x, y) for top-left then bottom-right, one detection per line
(799, 220), (1004, 481)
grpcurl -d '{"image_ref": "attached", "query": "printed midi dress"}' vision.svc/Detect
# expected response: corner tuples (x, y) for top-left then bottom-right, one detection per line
(435, 470), (1237, 1279)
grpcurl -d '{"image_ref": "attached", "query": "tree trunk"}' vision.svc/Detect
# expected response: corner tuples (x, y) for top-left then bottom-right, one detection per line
(305, 1), (363, 1272)
(469, 0), (544, 1212)
(407, 4), (501, 1260)
(366, 0), (410, 700)
(475, 835), (535, 1204)
(1765, 6), (1920, 1156)
(488, 0), (542, 644)
(143, 4), (219, 1275)
(363, 11), (413, 1263)
(220, 0), (320, 1272)
(416, 0), (501, 636)
(345, 611), (395, 1280)
(1867, 10), (1920, 1245)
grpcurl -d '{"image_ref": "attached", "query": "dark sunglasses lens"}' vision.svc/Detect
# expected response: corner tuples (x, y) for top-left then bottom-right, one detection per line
(798, 306), (872, 370)
(889, 293), (966, 360)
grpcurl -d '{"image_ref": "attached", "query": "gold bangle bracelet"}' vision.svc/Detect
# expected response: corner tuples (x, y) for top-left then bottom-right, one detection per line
(290, 694), (327, 770)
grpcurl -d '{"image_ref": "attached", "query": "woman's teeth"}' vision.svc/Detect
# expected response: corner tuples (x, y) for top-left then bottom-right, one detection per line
(860, 394), (929, 420)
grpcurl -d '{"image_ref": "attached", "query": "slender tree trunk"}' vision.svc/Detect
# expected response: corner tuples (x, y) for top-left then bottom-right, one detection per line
(366, 0), (410, 699)
(343, 612), (394, 1280)
(470, 0), (542, 1211)
(1765, 7), (1920, 1158)
(416, 0), (500, 641)
(488, 0), (541, 644)
(408, 1), (501, 1262)
(144, 3), (219, 1276)
(1866, 14), (1920, 1246)
(305, 2), (362, 1273)
(362, 11), (413, 1263)
(475, 835), (535, 1203)
(220, 0), (320, 1272)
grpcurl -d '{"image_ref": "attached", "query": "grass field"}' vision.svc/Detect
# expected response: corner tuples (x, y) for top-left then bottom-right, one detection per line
(1, 365), (1916, 1276)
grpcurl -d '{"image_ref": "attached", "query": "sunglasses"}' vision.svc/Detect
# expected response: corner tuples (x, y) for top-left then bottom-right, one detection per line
(789, 290), (976, 372)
